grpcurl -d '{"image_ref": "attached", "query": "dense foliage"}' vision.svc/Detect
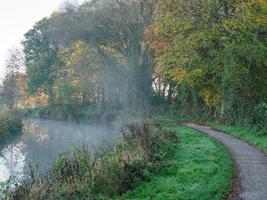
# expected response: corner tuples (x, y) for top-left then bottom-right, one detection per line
(149, 0), (267, 128)
(1, 1), (265, 198)
(4, 121), (178, 200)
(0, 0), (265, 128)
(19, 0), (157, 120)
(0, 109), (23, 138)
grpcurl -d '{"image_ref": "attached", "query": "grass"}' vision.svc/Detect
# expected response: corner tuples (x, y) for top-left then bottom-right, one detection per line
(210, 123), (267, 154)
(154, 114), (267, 154)
(115, 122), (233, 200)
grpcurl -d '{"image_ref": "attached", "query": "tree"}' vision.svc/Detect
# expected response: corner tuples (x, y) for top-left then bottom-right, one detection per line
(1, 46), (26, 108)
(1, 72), (27, 109)
(46, 0), (157, 110)
(5, 46), (25, 72)
(149, 0), (267, 121)
(23, 18), (58, 95)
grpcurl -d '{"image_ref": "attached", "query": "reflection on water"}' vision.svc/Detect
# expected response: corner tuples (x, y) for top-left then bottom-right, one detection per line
(23, 123), (49, 145)
(0, 119), (119, 184)
(0, 142), (26, 183)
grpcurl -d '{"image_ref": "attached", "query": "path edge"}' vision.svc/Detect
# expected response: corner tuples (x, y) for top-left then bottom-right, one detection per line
(183, 123), (241, 200)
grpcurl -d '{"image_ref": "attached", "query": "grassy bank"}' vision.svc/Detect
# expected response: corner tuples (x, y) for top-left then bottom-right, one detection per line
(210, 123), (267, 154)
(0, 109), (23, 139)
(154, 114), (267, 154)
(117, 123), (233, 200)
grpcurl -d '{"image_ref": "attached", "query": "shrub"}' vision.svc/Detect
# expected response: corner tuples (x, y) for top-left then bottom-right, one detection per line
(252, 102), (267, 135)
(0, 109), (23, 139)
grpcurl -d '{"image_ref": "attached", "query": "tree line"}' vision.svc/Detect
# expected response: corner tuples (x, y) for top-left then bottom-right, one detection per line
(149, 0), (267, 126)
(0, 0), (266, 126)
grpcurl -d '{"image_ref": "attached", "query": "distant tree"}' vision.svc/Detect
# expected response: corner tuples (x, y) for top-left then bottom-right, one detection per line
(5, 46), (25, 72)
(59, 0), (79, 13)
(23, 18), (58, 95)
(1, 72), (17, 108)
(1, 46), (26, 108)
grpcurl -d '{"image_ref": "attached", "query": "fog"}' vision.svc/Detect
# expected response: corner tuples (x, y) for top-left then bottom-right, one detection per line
(0, 119), (120, 183)
(0, 0), (155, 189)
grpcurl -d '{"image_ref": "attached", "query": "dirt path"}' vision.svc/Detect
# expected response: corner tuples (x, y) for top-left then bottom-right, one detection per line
(184, 123), (267, 200)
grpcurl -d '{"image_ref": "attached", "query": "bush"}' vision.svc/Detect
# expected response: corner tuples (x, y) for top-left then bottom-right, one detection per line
(252, 102), (267, 135)
(0, 109), (23, 139)
(4, 121), (179, 200)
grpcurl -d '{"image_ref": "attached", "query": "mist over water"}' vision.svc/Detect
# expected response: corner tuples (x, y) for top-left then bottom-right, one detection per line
(0, 119), (120, 183)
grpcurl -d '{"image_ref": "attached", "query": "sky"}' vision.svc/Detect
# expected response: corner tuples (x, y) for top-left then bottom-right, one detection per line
(0, 0), (84, 81)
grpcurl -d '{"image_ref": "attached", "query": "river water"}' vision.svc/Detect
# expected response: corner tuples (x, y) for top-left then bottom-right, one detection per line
(0, 119), (119, 184)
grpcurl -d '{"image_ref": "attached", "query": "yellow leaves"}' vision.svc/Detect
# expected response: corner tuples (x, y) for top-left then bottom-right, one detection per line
(181, 68), (203, 86)
(70, 79), (80, 86)
(222, 19), (234, 30)
(256, 17), (267, 25)
(16, 92), (49, 109)
(171, 68), (187, 84)
(55, 41), (89, 92)
(160, 67), (203, 87)
(221, 0), (267, 32)
(202, 89), (220, 108)
(255, 1), (267, 26)
(233, 0), (267, 24)
(51, 11), (62, 17)
(59, 40), (87, 67)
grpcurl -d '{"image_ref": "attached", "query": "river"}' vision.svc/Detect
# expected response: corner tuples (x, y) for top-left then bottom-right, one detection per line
(0, 118), (120, 184)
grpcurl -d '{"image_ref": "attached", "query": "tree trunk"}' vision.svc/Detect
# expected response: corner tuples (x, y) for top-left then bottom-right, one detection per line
(220, 88), (228, 122)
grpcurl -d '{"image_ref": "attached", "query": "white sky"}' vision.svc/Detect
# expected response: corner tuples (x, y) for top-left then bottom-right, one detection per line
(0, 0), (84, 81)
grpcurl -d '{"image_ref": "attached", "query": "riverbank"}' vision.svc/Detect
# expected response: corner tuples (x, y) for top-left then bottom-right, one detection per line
(4, 120), (233, 200)
(4, 121), (178, 199)
(18, 107), (146, 124)
(0, 109), (23, 139)
(116, 122), (233, 200)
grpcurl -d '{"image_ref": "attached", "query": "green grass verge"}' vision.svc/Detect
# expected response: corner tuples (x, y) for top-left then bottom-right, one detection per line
(210, 123), (267, 154)
(154, 114), (267, 154)
(115, 123), (233, 200)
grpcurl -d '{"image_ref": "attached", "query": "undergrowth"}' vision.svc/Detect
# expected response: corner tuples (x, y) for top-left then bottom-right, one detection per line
(0, 109), (23, 139)
(4, 121), (178, 200)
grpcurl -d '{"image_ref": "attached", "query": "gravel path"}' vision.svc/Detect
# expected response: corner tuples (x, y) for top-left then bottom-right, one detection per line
(184, 123), (267, 200)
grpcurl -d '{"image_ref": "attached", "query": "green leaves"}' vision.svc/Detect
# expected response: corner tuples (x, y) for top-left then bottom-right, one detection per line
(150, 0), (267, 120)
(24, 18), (58, 95)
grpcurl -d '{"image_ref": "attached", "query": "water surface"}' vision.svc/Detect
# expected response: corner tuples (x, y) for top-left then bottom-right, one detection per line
(0, 119), (119, 183)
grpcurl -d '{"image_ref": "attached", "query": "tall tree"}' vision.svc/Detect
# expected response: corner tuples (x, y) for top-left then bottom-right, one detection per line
(47, 0), (157, 110)
(149, 0), (267, 121)
(1, 46), (26, 108)
(23, 18), (58, 95)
